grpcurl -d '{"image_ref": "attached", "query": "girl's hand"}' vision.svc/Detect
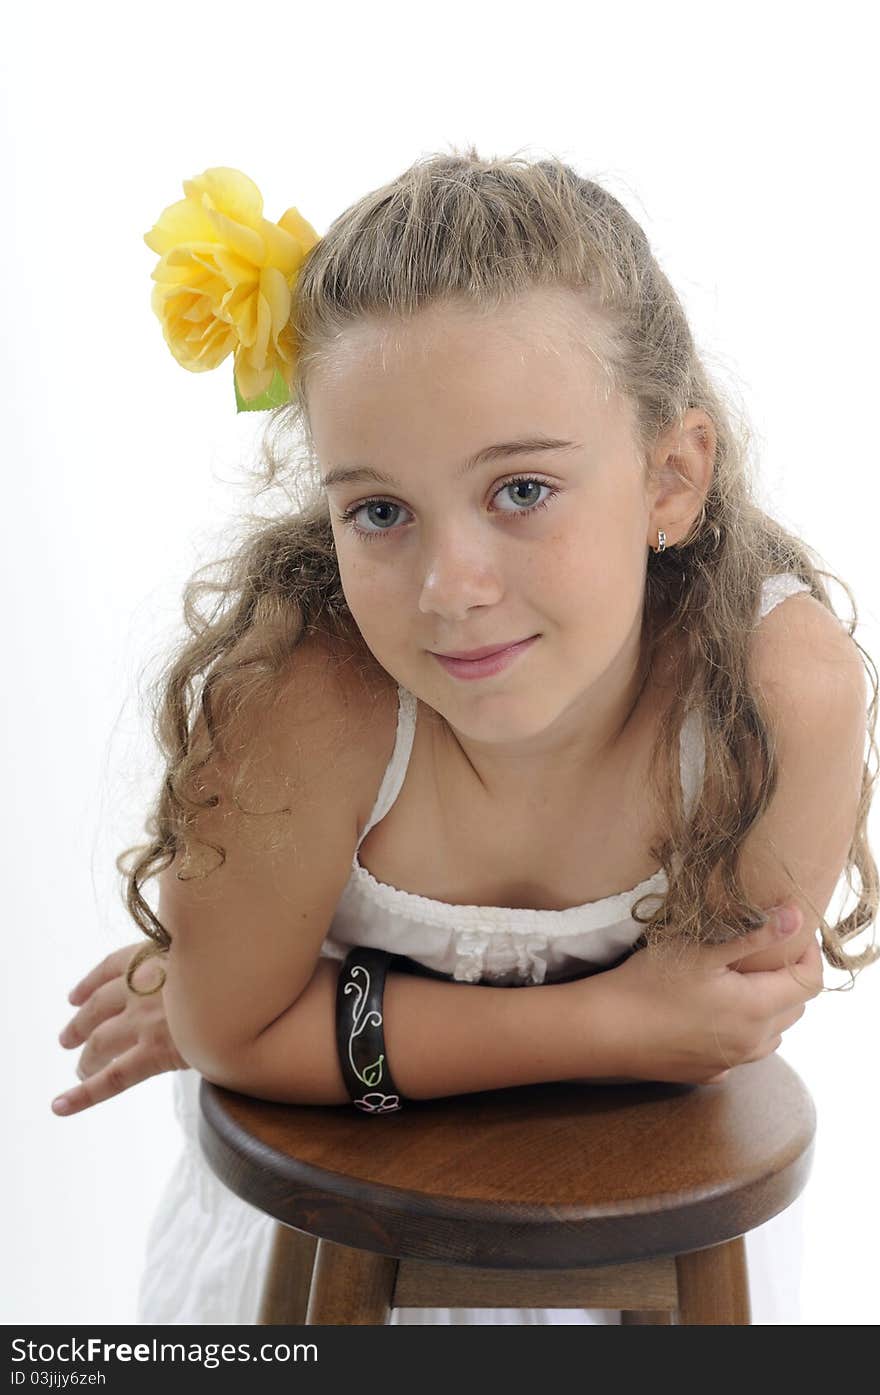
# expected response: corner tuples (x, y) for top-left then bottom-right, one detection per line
(599, 904), (823, 1086)
(52, 944), (190, 1116)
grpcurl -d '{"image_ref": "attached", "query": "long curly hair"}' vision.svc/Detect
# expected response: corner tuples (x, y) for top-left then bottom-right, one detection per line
(119, 144), (879, 996)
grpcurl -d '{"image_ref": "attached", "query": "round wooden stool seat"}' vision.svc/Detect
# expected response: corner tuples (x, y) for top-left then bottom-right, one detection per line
(198, 1054), (815, 1325)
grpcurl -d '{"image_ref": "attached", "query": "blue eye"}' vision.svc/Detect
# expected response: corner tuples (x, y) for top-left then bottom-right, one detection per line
(336, 476), (560, 542)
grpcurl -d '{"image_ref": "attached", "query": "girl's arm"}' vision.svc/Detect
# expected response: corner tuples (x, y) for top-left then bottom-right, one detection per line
(160, 636), (398, 1066)
(185, 908), (817, 1103)
(728, 593), (867, 974)
(178, 953), (625, 1104)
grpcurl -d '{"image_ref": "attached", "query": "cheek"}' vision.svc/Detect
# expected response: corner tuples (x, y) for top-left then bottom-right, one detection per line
(525, 527), (623, 610)
(525, 532), (643, 662)
(336, 549), (401, 638)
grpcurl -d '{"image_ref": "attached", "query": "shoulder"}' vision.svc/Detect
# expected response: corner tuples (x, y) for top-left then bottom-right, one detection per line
(274, 628), (401, 833)
(749, 589), (866, 733)
(192, 626), (400, 839)
(732, 589), (867, 973)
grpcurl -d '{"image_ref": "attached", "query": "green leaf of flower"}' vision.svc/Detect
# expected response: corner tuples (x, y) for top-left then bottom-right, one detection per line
(234, 366), (291, 413)
(362, 1057), (385, 1087)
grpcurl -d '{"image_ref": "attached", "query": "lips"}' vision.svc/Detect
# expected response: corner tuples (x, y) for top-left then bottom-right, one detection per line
(432, 637), (537, 660)
(430, 635), (539, 681)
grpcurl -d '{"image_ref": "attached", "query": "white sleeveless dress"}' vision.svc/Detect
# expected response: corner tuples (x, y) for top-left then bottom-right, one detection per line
(137, 574), (812, 1325)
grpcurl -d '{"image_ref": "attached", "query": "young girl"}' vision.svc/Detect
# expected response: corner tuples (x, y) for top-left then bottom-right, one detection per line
(54, 148), (877, 1325)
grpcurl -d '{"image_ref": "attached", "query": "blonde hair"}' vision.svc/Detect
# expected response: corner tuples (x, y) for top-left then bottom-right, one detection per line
(120, 144), (879, 994)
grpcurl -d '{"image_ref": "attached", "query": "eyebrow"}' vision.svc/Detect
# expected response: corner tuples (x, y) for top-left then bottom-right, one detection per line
(320, 435), (582, 492)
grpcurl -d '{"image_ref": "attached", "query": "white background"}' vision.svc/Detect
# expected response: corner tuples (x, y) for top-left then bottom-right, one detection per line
(2, 0), (877, 1326)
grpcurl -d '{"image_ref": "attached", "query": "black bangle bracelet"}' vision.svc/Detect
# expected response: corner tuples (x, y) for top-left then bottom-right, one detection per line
(335, 947), (405, 1114)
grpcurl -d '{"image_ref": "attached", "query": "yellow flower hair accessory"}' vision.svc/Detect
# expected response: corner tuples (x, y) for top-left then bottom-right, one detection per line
(143, 168), (320, 412)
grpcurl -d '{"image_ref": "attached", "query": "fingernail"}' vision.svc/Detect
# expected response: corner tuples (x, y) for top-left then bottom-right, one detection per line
(52, 1097), (71, 1115)
(68, 989), (80, 1004)
(773, 907), (800, 936)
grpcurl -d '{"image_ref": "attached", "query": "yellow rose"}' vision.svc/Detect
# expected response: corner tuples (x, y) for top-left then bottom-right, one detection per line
(144, 168), (320, 403)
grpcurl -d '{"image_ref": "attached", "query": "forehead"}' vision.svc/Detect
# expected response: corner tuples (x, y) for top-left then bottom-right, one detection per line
(306, 288), (622, 451)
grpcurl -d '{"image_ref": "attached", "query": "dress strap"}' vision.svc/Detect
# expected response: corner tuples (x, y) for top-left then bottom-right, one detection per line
(679, 572), (812, 820)
(757, 571), (811, 620)
(356, 685), (418, 849)
(679, 710), (705, 823)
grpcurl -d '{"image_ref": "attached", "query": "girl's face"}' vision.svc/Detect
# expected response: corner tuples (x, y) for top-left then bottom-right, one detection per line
(307, 289), (665, 766)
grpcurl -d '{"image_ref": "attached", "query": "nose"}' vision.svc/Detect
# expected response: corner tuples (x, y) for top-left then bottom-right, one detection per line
(417, 526), (504, 621)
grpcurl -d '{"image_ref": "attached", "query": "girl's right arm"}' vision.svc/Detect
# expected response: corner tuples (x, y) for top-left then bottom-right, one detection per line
(192, 910), (820, 1103)
(189, 951), (628, 1104)
(159, 635), (395, 1070)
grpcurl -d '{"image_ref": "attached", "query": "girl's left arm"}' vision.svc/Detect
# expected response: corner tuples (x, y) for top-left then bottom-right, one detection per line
(724, 594), (867, 975)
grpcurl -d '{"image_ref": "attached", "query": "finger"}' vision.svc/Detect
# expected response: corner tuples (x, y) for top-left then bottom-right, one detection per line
(74, 1015), (138, 1081)
(711, 906), (803, 967)
(779, 934), (822, 983)
(59, 978), (127, 1048)
(51, 1046), (157, 1116)
(738, 952), (824, 1020)
(797, 935), (823, 970)
(738, 1031), (784, 1065)
(786, 939), (824, 997)
(66, 945), (134, 1006)
(769, 1002), (807, 1036)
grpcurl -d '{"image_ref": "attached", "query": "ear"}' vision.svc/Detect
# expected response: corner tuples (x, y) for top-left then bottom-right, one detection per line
(646, 409), (716, 548)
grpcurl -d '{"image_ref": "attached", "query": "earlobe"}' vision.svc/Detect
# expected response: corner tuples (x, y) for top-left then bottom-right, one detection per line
(647, 412), (716, 548)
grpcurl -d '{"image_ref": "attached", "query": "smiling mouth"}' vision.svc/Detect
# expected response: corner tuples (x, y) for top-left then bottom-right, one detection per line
(431, 636), (538, 661)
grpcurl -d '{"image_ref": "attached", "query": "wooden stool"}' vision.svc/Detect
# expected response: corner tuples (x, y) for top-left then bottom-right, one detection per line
(198, 1054), (814, 1325)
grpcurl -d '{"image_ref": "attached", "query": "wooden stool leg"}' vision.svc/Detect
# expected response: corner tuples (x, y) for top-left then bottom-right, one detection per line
(306, 1239), (398, 1325)
(675, 1236), (751, 1324)
(257, 1224), (318, 1324)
